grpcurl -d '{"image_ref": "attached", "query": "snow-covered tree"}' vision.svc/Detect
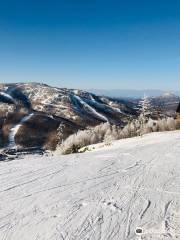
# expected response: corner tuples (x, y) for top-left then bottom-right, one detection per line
(57, 123), (66, 144)
(138, 94), (152, 135)
(166, 117), (176, 131)
(139, 94), (152, 118)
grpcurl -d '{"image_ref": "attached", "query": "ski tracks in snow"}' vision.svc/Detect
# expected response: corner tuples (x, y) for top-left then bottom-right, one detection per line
(0, 131), (180, 239)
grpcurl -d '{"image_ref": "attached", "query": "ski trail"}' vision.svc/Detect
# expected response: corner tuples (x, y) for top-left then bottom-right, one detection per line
(0, 92), (15, 102)
(73, 95), (109, 122)
(88, 94), (127, 116)
(8, 113), (34, 149)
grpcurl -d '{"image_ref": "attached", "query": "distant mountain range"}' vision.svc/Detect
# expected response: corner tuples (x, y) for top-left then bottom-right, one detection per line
(0, 83), (137, 150)
(0, 83), (179, 151)
(88, 89), (180, 98)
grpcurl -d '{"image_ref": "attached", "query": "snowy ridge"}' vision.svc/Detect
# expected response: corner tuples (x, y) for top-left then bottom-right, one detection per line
(0, 83), (134, 126)
(0, 83), (137, 149)
(0, 131), (180, 239)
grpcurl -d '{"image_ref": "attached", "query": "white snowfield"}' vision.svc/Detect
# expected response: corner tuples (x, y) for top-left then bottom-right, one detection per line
(1, 131), (180, 240)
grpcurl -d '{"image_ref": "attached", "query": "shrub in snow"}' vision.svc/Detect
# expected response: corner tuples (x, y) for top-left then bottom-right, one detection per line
(59, 116), (176, 154)
(138, 117), (175, 135)
(60, 133), (81, 154)
(121, 123), (131, 138)
(59, 123), (110, 154)
(176, 118), (180, 130)
(59, 123), (119, 154)
(104, 125), (122, 142)
(166, 117), (176, 131)
(157, 118), (168, 131)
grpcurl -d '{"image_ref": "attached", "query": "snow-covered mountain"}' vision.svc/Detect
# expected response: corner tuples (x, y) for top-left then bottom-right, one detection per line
(0, 131), (180, 239)
(149, 93), (180, 115)
(126, 93), (180, 118)
(0, 83), (136, 149)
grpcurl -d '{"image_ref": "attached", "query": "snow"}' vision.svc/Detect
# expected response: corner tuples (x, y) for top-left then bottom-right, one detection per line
(73, 95), (109, 122)
(0, 92), (15, 103)
(1, 131), (180, 239)
(73, 90), (80, 95)
(8, 113), (34, 149)
(0, 83), (132, 126)
(163, 92), (175, 97)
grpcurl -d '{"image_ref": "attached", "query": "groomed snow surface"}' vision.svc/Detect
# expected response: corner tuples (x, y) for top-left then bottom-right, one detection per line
(1, 131), (180, 240)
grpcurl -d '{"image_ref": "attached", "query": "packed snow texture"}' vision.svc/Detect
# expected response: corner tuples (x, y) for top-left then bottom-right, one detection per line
(0, 131), (180, 240)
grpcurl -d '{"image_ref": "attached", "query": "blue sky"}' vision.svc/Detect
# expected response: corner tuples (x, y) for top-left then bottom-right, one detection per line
(0, 0), (180, 90)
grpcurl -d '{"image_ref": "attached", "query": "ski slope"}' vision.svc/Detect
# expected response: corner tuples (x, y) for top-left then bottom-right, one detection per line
(0, 131), (180, 240)
(8, 113), (34, 149)
(73, 95), (109, 122)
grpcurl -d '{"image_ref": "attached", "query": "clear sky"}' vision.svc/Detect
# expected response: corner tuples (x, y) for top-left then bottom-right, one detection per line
(0, 0), (180, 90)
